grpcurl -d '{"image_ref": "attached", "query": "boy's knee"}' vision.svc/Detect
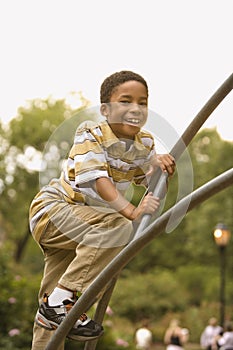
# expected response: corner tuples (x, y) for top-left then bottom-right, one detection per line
(82, 211), (134, 248)
(106, 214), (134, 247)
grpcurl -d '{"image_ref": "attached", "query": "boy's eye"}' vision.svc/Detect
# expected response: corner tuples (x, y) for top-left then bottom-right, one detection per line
(118, 101), (148, 108)
(119, 101), (130, 104)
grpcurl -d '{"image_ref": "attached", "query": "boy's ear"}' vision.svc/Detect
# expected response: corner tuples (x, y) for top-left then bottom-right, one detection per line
(100, 103), (110, 117)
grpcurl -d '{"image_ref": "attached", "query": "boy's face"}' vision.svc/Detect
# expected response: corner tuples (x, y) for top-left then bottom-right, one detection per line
(101, 80), (148, 139)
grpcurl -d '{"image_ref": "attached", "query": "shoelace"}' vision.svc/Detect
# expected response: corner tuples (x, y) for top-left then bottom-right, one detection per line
(63, 299), (90, 327)
(79, 313), (88, 322)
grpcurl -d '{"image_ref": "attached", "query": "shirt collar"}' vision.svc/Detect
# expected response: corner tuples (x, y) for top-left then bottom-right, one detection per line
(100, 120), (147, 151)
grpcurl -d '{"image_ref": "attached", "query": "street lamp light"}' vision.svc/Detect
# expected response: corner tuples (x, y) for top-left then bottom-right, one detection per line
(213, 223), (231, 327)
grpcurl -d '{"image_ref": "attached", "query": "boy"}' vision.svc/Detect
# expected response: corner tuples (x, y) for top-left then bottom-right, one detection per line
(29, 70), (175, 349)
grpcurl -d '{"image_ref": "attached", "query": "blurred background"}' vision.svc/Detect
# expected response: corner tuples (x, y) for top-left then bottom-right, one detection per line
(0, 0), (232, 349)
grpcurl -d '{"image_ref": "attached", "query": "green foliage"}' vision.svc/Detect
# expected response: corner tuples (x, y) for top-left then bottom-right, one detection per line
(0, 249), (40, 349)
(0, 96), (97, 262)
(111, 268), (188, 321)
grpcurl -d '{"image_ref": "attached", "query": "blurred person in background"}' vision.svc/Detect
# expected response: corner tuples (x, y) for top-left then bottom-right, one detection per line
(215, 321), (233, 350)
(200, 317), (223, 350)
(135, 319), (153, 350)
(164, 319), (189, 350)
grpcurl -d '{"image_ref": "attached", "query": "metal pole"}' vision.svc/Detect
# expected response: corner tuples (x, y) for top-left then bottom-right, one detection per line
(83, 277), (118, 350)
(134, 72), (233, 237)
(219, 246), (226, 327)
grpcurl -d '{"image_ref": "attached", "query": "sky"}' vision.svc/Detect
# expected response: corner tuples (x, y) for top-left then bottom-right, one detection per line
(0, 0), (232, 143)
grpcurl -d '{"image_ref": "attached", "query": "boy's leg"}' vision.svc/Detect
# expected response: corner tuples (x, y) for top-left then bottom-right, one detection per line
(39, 204), (133, 293)
(31, 248), (75, 350)
(31, 324), (65, 350)
(32, 203), (133, 343)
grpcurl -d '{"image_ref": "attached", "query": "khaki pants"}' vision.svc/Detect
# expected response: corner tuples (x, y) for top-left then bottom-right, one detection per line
(31, 202), (133, 350)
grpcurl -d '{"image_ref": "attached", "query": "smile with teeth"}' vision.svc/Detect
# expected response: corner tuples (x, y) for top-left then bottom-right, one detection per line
(124, 118), (141, 125)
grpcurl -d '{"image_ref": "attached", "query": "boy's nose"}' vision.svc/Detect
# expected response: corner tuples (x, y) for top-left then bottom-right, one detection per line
(128, 103), (141, 114)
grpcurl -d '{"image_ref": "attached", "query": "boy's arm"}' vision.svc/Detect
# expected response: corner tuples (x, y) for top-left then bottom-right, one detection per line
(95, 177), (159, 221)
(95, 177), (136, 219)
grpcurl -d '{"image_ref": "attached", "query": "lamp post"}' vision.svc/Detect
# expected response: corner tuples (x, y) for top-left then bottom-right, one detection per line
(213, 223), (231, 327)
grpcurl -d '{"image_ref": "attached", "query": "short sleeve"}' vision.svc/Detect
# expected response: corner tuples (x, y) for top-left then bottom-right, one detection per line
(67, 127), (109, 185)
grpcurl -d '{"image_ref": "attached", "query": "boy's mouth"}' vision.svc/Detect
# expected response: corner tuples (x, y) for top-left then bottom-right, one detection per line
(124, 118), (141, 126)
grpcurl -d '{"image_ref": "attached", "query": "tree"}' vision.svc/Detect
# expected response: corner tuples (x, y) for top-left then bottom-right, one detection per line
(0, 94), (99, 261)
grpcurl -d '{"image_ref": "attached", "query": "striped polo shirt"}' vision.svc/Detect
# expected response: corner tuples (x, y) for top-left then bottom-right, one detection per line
(61, 120), (155, 202)
(29, 120), (156, 233)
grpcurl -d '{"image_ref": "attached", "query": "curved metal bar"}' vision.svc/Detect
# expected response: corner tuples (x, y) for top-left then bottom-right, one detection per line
(46, 73), (233, 349)
(171, 72), (233, 159)
(46, 168), (233, 350)
(132, 72), (233, 244)
(83, 277), (118, 350)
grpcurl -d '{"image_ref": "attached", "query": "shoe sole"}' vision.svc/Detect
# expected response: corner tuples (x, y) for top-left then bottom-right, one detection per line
(35, 310), (104, 342)
(35, 310), (59, 331)
(67, 329), (104, 342)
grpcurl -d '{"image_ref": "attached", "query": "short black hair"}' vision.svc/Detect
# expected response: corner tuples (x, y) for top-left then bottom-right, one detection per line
(100, 70), (148, 103)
